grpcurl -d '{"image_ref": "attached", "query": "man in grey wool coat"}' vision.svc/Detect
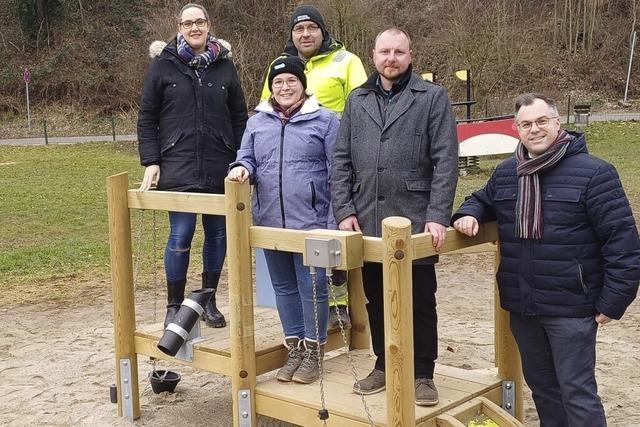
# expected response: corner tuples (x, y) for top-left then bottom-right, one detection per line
(330, 27), (458, 406)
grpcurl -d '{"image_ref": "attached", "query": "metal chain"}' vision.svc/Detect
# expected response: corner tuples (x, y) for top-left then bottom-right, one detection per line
(152, 210), (159, 323)
(310, 267), (328, 426)
(327, 272), (375, 426)
(132, 210), (145, 292)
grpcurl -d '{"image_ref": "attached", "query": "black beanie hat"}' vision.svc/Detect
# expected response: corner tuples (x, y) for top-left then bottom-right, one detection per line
(267, 56), (307, 92)
(289, 5), (327, 35)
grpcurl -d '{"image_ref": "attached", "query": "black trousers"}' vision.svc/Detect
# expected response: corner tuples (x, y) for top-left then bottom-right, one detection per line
(361, 262), (438, 378)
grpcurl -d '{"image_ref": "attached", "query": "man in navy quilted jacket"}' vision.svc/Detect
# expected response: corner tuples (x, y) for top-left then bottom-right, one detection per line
(452, 93), (640, 427)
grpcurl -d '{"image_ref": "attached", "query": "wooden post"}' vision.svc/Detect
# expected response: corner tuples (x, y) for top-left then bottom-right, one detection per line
(106, 173), (140, 419)
(225, 179), (257, 427)
(347, 267), (370, 350)
(493, 243), (524, 421)
(382, 216), (415, 427)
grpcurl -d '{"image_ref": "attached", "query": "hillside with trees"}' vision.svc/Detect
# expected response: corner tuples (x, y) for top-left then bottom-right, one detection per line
(1, 0), (639, 119)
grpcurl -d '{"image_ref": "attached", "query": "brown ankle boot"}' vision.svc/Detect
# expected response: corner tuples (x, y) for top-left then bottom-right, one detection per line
(276, 337), (304, 382)
(292, 339), (325, 384)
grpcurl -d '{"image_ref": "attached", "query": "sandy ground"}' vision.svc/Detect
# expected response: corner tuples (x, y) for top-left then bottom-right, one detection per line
(1, 253), (638, 426)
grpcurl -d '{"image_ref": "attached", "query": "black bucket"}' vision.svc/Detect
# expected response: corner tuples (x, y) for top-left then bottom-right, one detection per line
(149, 370), (181, 394)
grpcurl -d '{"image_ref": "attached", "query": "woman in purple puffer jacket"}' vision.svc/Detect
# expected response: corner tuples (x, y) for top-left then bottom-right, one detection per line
(228, 56), (339, 385)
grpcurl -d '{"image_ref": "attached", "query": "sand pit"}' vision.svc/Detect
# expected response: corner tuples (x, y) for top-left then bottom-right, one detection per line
(1, 253), (638, 426)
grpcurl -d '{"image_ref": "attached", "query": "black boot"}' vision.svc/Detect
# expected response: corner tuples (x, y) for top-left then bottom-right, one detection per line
(202, 272), (226, 328)
(164, 279), (186, 328)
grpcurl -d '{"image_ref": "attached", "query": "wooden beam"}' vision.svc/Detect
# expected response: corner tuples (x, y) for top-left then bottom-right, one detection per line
(225, 179), (257, 427)
(346, 267), (370, 350)
(494, 244), (524, 422)
(362, 224), (498, 263)
(249, 226), (364, 270)
(412, 223), (498, 261)
(107, 173), (140, 420)
(382, 216), (416, 427)
(127, 189), (226, 215)
(134, 334), (232, 373)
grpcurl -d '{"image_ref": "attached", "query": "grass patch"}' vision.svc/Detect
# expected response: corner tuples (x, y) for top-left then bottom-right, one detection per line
(0, 121), (638, 306)
(0, 142), (143, 304)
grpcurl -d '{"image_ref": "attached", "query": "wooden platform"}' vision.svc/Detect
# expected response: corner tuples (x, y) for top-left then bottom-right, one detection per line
(255, 350), (503, 426)
(133, 306), (351, 376)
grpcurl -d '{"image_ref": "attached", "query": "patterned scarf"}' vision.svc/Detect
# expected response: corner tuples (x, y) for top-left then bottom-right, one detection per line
(176, 33), (220, 73)
(515, 130), (573, 239)
(270, 95), (307, 123)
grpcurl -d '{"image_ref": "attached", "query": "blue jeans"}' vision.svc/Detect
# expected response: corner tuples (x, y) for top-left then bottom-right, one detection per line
(510, 314), (606, 427)
(164, 212), (226, 281)
(263, 250), (328, 342)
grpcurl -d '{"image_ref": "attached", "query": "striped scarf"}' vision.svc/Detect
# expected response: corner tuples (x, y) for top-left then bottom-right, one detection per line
(176, 33), (220, 74)
(515, 130), (573, 239)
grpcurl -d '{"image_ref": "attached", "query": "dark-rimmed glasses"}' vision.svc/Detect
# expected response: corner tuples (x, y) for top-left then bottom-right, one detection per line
(180, 19), (208, 30)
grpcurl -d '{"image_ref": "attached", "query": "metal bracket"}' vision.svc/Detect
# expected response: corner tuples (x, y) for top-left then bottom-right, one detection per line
(238, 389), (253, 426)
(119, 358), (134, 420)
(304, 237), (342, 269)
(502, 380), (516, 417)
(174, 321), (206, 362)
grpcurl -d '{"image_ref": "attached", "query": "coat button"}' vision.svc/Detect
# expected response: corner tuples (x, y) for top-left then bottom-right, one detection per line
(207, 82), (213, 87)
(378, 167), (385, 172)
(378, 195), (385, 201)
(172, 83), (176, 87)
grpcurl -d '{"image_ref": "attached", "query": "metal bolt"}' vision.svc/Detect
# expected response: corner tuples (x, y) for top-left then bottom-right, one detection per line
(240, 370), (248, 378)
(123, 379), (128, 384)
(241, 411), (248, 418)
(123, 361), (128, 366)
(236, 202), (245, 211)
(241, 391), (248, 398)
(506, 383), (512, 389)
(505, 403), (512, 409)
(394, 250), (404, 260)
(124, 394), (130, 399)
(314, 249), (320, 256)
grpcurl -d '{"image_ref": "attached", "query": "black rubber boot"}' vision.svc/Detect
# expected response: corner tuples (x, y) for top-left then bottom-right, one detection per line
(164, 279), (186, 328)
(202, 272), (226, 328)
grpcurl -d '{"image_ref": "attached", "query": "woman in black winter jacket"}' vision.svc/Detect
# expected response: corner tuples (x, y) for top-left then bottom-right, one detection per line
(137, 3), (248, 328)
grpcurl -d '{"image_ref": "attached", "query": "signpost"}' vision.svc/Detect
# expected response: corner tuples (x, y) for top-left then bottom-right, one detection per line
(23, 67), (32, 132)
(624, 31), (637, 103)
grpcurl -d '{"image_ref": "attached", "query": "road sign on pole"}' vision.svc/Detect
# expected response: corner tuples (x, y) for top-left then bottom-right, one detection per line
(23, 67), (32, 132)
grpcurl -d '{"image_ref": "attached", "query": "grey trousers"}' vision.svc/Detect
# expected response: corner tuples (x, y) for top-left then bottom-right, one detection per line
(509, 314), (606, 427)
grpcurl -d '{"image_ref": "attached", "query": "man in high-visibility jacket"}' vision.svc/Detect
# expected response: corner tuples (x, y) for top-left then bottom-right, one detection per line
(260, 5), (367, 329)
(261, 5), (367, 116)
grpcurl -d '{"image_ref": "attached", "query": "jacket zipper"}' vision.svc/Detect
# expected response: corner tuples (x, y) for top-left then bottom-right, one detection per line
(310, 181), (317, 211)
(278, 122), (287, 228)
(577, 263), (589, 297)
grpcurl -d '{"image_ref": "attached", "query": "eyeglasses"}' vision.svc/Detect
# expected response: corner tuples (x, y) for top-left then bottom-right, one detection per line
(292, 23), (320, 35)
(272, 78), (300, 89)
(516, 116), (558, 131)
(180, 19), (208, 30)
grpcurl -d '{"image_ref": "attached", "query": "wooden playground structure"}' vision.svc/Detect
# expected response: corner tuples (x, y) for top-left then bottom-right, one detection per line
(107, 172), (525, 426)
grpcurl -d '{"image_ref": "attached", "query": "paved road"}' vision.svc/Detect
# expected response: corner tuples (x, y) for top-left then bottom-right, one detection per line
(0, 134), (137, 146)
(1, 112), (638, 146)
